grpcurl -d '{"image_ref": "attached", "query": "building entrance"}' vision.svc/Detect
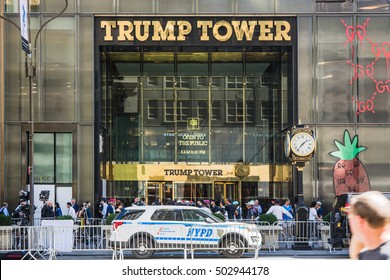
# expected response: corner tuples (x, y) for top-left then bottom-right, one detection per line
(146, 181), (173, 205)
(214, 182), (238, 203)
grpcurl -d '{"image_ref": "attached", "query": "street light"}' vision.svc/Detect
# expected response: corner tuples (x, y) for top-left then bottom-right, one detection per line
(1, 0), (68, 225)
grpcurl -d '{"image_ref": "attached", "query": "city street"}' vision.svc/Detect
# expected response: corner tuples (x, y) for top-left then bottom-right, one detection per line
(34, 248), (349, 260)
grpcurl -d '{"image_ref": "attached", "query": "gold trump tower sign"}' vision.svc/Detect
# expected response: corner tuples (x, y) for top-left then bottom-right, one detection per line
(96, 17), (296, 45)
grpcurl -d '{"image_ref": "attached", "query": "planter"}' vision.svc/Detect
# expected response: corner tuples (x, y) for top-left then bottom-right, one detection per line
(258, 225), (283, 250)
(318, 225), (331, 250)
(0, 226), (13, 250)
(41, 219), (74, 252)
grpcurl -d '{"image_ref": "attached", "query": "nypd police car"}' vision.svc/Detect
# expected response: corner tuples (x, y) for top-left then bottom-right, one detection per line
(109, 205), (262, 258)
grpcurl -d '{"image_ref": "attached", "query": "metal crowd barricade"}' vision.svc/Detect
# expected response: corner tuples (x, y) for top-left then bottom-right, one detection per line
(255, 221), (279, 252)
(0, 225), (55, 260)
(72, 224), (113, 250)
(1, 220), (332, 260)
(111, 224), (189, 260)
(272, 220), (331, 249)
(188, 223), (262, 259)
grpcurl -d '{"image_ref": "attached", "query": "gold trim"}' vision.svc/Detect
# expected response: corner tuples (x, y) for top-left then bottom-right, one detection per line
(104, 163), (292, 182)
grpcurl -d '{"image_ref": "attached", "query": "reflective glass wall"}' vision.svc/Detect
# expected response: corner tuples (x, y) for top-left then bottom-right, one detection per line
(99, 47), (292, 165)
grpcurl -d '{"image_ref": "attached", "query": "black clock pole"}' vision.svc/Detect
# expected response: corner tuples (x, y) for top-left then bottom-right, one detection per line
(295, 162), (305, 207)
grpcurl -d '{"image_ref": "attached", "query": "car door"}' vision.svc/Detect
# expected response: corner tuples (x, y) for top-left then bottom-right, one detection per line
(181, 209), (220, 247)
(148, 209), (187, 248)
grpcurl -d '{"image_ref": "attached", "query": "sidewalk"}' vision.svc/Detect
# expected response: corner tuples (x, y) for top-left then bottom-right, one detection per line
(47, 247), (349, 260)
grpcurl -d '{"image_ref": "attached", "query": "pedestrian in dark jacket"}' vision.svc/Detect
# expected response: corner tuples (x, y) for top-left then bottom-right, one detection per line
(41, 201), (55, 219)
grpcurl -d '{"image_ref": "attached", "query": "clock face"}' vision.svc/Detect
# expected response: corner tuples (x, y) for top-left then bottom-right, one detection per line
(290, 132), (315, 157)
(284, 133), (291, 157)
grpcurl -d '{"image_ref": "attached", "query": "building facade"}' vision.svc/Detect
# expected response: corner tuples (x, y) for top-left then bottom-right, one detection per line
(1, 0), (389, 218)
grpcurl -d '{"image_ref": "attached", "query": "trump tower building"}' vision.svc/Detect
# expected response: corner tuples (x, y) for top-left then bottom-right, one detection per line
(0, 0), (389, 218)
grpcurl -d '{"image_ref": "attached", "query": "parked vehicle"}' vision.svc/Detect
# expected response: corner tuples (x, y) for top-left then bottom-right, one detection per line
(109, 205), (262, 258)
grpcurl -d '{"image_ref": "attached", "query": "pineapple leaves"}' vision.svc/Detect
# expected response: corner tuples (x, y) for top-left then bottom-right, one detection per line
(329, 130), (367, 160)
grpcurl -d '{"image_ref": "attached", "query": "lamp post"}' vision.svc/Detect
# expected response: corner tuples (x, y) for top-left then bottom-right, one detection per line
(1, 0), (68, 225)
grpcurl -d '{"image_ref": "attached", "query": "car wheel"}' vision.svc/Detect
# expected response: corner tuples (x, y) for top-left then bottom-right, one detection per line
(132, 236), (154, 259)
(221, 236), (244, 258)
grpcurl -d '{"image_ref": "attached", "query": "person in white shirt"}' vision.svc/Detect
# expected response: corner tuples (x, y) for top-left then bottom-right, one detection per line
(266, 199), (293, 220)
(66, 202), (77, 219)
(309, 201), (321, 221)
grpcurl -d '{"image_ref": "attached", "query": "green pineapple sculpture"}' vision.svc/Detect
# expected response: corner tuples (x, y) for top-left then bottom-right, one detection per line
(330, 130), (371, 196)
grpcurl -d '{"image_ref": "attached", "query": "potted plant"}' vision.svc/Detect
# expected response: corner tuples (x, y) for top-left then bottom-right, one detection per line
(105, 213), (117, 225)
(0, 215), (12, 250)
(104, 213), (117, 248)
(56, 215), (74, 220)
(212, 212), (225, 221)
(256, 214), (282, 250)
(0, 215), (12, 226)
(258, 214), (277, 225)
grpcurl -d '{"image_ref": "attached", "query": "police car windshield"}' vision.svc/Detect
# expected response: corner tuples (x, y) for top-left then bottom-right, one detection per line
(182, 209), (221, 223)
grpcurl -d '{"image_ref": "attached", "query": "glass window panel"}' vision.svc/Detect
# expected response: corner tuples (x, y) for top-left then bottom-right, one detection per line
(144, 53), (174, 76)
(111, 181), (139, 203)
(177, 52), (208, 77)
(237, 0), (274, 13)
(118, 0), (154, 13)
(80, 0), (114, 12)
(56, 133), (72, 183)
(41, 0), (76, 13)
(143, 127), (175, 162)
(158, 0), (194, 13)
(175, 183), (194, 202)
(211, 127), (243, 163)
(317, 17), (352, 44)
(357, 127), (390, 192)
(4, 15), (25, 121)
(358, 0), (390, 12)
(34, 133), (54, 183)
(298, 16), (314, 124)
(316, 0), (354, 13)
(356, 17), (390, 123)
(177, 124), (209, 163)
(196, 183), (212, 200)
(197, 0), (234, 13)
(5, 0), (41, 12)
(317, 44), (354, 123)
(41, 17), (75, 121)
(276, 0), (313, 13)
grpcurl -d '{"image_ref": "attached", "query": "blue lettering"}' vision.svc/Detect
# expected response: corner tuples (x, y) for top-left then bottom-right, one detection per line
(187, 228), (213, 237)
(186, 228), (194, 237)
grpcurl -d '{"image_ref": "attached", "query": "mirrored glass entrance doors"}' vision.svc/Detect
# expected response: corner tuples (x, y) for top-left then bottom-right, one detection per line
(214, 182), (238, 202)
(146, 181), (173, 205)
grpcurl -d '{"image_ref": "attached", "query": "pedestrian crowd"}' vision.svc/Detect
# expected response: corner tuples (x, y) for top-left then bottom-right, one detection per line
(1, 196), (328, 226)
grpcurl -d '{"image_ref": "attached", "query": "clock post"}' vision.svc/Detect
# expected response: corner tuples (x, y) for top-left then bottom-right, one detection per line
(284, 124), (316, 250)
(284, 124), (316, 204)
